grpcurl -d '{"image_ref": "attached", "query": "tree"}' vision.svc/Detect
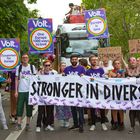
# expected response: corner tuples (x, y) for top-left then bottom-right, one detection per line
(0, 0), (39, 66)
(82, 0), (140, 56)
(0, 0), (38, 53)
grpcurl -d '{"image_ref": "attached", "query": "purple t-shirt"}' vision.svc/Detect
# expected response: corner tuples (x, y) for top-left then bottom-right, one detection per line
(64, 65), (85, 76)
(86, 67), (104, 78)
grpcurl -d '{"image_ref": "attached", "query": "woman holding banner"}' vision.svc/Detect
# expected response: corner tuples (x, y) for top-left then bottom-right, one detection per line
(55, 62), (72, 127)
(109, 59), (125, 131)
(126, 57), (140, 134)
(36, 60), (57, 132)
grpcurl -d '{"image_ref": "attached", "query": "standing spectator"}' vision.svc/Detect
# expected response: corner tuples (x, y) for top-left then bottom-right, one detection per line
(65, 3), (74, 16)
(36, 60), (57, 132)
(55, 62), (72, 128)
(0, 77), (8, 130)
(101, 57), (113, 122)
(126, 57), (140, 134)
(64, 54), (85, 133)
(86, 55), (108, 131)
(15, 53), (36, 131)
(101, 57), (113, 77)
(8, 71), (17, 123)
(109, 59), (125, 131)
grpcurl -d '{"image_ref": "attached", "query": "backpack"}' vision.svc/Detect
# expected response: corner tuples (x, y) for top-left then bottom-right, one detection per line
(18, 64), (35, 80)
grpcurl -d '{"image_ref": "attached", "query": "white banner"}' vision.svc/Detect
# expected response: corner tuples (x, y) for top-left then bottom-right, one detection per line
(29, 75), (140, 110)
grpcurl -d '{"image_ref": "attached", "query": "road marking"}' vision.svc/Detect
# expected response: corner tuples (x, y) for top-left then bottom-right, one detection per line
(5, 106), (38, 140)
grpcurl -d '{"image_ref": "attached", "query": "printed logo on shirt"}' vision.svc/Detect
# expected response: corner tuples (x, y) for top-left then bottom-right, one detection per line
(21, 70), (31, 79)
(68, 71), (79, 75)
(90, 73), (101, 78)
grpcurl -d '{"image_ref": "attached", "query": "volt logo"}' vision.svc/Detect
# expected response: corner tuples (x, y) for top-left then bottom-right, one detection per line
(33, 20), (48, 27)
(88, 10), (101, 17)
(1, 40), (15, 47)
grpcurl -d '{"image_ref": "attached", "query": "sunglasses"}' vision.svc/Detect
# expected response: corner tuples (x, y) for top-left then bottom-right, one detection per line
(45, 64), (51, 67)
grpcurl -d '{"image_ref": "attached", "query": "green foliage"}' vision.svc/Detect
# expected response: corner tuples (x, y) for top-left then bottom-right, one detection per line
(0, 0), (39, 66)
(82, 0), (140, 56)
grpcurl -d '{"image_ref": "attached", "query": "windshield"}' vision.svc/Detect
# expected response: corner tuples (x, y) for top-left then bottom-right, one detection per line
(61, 39), (99, 57)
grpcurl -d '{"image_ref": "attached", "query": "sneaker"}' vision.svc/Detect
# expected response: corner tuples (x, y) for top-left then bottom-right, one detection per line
(60, 120), (65, 127)
(79, 126), (84, 133)
(45, 125), (54, 131)
(16, 124), (22, 131)
(36, 127), (41, 132)
(3, 125), (8, 130)
(25, 124), (31, 132)
(128, 127), (135, 134)
(90, 125), (96, 131)
(64, 121), (69, 128)
(68, 125), (79, 130)
(102, 123), (108, 131)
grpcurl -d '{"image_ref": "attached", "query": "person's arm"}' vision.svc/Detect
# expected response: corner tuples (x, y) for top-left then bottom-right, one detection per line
(15, 77), (19, 98)
(65, 9), (72, 16)
(122, 57), (128, 68)
(15, 67), (19, 98)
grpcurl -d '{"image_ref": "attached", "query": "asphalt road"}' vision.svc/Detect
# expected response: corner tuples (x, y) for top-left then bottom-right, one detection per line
(0, 89), (140, 140)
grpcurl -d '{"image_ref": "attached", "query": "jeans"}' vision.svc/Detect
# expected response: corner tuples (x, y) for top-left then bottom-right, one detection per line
(129, 110), (140, 128)
(71, 107), (84, 128)
(0, 92), (7, 126)
(37, 105), (54, 127)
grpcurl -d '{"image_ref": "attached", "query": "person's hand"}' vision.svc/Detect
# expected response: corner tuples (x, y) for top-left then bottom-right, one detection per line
(15, 92), (18, 98)
(80, 74), (84, 77)
(116, 73), (121, 78)
(7, 78), (11, 83)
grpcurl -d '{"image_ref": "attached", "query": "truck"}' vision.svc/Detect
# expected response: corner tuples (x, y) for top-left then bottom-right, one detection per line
(56, 14), (99, 66)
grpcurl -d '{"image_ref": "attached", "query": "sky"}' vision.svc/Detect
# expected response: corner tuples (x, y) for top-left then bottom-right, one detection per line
(25, 0), (82, 30)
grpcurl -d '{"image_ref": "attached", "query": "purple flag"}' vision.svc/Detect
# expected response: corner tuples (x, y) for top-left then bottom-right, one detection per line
(0, 38), (20, 71)
(28, 18), (54, 54)
(85, 9), (109, 39)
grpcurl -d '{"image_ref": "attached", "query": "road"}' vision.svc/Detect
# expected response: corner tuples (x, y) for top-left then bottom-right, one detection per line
(0, 89), (140, 140)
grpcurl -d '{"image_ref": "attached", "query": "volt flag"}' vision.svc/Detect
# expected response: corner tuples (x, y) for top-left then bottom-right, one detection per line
(28, 18), (54, 54)
(85, 9), (109, 39)
(0, 38), (20, 71)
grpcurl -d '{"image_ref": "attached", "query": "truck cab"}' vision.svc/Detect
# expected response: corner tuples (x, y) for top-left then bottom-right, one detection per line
(56, 20), (99, 65)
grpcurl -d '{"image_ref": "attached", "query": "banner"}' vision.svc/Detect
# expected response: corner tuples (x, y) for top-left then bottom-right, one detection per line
(85, 9), (109, 39)
(0, 38), (20, 71)
(29, 75), (140, 110)
(98, 47), (122, 61)
(28, 18), (54, 54)
(129, 39), (140, 54)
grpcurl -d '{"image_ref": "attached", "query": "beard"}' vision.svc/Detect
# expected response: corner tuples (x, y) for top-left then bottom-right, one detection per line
(91, 63), (96, 67)
(71, 62), (77, 66)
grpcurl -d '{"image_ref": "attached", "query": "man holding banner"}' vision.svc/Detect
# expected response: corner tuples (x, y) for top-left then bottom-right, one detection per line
(15, 53), (36, 131)
(86, 55), (108, 131)
(64, 54), (85, 133)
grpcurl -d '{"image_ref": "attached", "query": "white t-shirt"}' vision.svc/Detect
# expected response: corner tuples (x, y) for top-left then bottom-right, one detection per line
(16, 64), (36, 92)
(103, 66), (111, 74)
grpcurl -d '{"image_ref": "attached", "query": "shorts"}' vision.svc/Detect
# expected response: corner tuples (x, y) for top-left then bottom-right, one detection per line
(16, 92), (33, 117)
